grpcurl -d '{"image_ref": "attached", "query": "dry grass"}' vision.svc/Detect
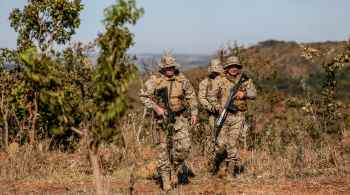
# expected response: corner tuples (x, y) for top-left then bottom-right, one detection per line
(1, 85), (349, 194)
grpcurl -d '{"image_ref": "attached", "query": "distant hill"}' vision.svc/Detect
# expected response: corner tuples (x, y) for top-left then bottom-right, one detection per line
(243, 40), (344, 78)
(135, 40), (346, 77)
(135, 53), (211, 72)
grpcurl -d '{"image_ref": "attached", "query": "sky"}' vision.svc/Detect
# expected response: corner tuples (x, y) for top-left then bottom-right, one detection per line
(1, 0), (350, 54)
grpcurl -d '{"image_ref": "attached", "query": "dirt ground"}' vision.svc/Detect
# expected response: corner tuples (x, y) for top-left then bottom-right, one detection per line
(1, 145), (349, 194)
(0, 175), (349, 194)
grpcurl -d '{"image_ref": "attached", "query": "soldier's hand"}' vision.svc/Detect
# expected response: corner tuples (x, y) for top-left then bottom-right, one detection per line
(154, 105), (166, 116)
(214, 105), (223, 114)
(191, 115), (198, 126)
(235, 91), (246, 100)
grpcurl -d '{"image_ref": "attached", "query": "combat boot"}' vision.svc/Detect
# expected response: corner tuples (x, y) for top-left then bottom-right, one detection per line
(208, 151), (226, 176)
(161, 173), (172, 192)
(228, 160), (244, 179)
(207, 160), (219, 176)
(178, 162), (195, 184)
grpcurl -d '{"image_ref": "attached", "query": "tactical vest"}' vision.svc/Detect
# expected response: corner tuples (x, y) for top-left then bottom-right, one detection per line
(154, 74), (186, 112)
(220, 74), (248, 112)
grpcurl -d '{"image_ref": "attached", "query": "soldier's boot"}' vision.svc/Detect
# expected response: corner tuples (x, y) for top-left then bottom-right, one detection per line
(207, 160), (218, 175)
(161, 172), (173, 192)
(208, 151), (225, 176)
(178, 162), (195, 184)
(227, 160), (244, 179)
(170, 170), (178, 188)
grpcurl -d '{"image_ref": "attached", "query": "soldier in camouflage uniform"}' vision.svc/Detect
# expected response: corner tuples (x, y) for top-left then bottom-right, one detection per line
(140, 54), (198, 191)
(198, 58), (223, 173)
(208, 56), (257, 178)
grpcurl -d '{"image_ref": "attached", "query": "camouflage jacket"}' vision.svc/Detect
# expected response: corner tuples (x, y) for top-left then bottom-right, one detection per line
(198, 77), (216, 113)
(140, 73), (198, 116)
(208, 73), (257, 112)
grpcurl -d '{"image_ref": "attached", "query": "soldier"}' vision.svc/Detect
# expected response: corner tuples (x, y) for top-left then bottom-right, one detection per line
(208, 56), (257, 178)
(198, 58), (223, 173)
(140, 53), (198, 191)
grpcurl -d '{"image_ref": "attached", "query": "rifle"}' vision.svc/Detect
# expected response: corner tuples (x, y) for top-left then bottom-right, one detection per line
(156, 86), (176, 165)
(213, 74), (247, 144)
(157, 87), (176, 125)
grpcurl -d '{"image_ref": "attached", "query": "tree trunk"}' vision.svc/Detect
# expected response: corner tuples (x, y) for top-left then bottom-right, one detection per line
(30, 92), (38, 145)
(71, 127), (106, 195)
(89, 144), (104, 195)
(3, 114), (8, 151)
(1, 92), (8, 151)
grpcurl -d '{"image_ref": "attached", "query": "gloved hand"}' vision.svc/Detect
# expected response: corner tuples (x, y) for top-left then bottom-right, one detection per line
(212, 105), (222, 114)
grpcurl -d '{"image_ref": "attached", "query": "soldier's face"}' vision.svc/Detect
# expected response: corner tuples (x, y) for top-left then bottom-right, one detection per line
(164, 67), (176, 77)
(227, 66), (240, 76)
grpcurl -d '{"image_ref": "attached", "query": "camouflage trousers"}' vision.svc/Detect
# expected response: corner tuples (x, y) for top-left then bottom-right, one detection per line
(157, 115), (191, 187)
(209, 111), (248, 174)
(204, 115), (216, 168)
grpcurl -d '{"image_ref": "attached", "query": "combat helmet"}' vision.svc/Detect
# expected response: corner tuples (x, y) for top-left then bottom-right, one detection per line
(208, 58), (223, 73)
(222, 56), (242, 69)
(158, 53), (180, 69)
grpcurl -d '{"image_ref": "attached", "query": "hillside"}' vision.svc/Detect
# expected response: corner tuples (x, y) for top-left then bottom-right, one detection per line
(128, 40), (350, 109)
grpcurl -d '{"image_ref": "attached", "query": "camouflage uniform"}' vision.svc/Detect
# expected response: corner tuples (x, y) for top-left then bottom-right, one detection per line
(198, 58), (223, 172)
(140, 54), (198, 191)
(208, 56), (257, 176)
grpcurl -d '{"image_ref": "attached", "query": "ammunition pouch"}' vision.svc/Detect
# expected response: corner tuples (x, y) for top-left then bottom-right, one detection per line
(166, 109), (185, 124)
(167, 111), (176, 124)
(227, 100), (247, 113)
(227, 104), (239, 113)
(235, 100), (248, 112)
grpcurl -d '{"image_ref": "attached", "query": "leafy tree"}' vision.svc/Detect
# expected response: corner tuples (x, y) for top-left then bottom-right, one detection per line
(2, 0), (83, 146)
(9, 0), (83, 52)
(1, 1), (143, 192)
(68, 1), (143, 193)
(0, 49), (22, 149)
(91, 0), (143, 146)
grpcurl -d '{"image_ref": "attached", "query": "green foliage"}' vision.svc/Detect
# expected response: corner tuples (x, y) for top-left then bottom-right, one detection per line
(0, 1), (83, 147)
(9, 0), (83, 51)
(19, 48), (73, 138)
(104, 0), (144, 28)
(91, 0), (143, 145)
(0, 49), (19, 69)
(1, 0), (143, 149)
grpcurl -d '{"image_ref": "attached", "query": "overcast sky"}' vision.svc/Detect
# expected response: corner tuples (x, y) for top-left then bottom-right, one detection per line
(1, 0), (350, 54)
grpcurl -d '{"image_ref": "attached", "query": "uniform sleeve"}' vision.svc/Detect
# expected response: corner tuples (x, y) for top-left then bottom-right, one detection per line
(244, 78), (257, 99)
(183, 79), (199, 116)
(207, 77), (222, 111)
(198, 79), (213, 112)
(139, 77), (158, 109)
